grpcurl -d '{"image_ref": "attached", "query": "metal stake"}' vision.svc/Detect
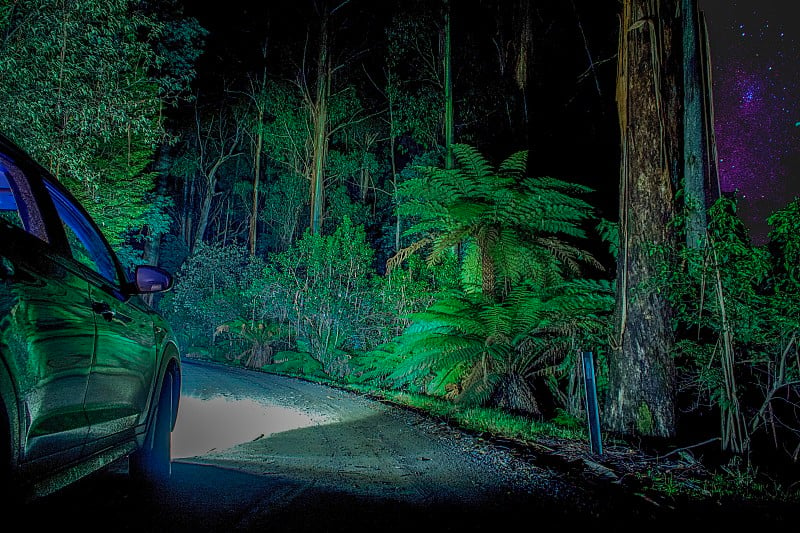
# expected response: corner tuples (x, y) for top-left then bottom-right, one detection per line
(582, 351), (603, 455)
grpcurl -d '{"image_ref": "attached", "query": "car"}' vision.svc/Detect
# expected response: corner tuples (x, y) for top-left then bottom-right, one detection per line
(0, 132), (180, 502)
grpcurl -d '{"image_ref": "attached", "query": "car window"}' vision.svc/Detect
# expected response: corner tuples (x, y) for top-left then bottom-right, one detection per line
(0, 155), (48, 241)
(0, 166), (23, 228)
(44, 180), (121, 287)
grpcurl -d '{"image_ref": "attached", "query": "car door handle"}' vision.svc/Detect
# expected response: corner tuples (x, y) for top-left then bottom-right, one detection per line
(92, 301), (116, 321)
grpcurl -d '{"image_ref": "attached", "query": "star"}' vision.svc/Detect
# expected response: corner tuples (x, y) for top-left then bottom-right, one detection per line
(701, 0), (800, 244)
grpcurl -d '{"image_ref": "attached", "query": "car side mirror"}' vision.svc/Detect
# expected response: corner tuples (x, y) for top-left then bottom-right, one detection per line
(134, 265), (173, 293)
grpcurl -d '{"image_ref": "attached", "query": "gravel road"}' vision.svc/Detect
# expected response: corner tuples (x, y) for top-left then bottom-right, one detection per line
(25, 359), (782, 531)
(169, 360), (649, 530)
(175, 360), (572, 506)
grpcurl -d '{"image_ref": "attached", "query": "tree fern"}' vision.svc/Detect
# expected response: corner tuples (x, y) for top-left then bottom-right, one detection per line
(380, 276), (613, 417)
(392, 143), (600, 300)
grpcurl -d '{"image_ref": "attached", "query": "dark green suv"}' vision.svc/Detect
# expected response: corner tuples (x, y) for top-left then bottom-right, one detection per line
(0, 133), (180, 501)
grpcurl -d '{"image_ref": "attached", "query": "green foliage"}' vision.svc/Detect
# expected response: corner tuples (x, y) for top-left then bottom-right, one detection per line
(381, 278), (613, 417)
(213, 319), (288, 369)
(258, 79), (377, 237)
(258, 218), (379, 376)
(376, 145), (612, 418)
(260, 170), (308, 252)
(162, 242), (265, 353)
(263, 350), (325, 377)
(767, 198), (800, 292)
(636, 402), (654, 435)
(596, 219), (619, 259)
(666, 194), (800, 462)
(385, 8), (445, 151)
(0, 0), (203, 244)
(142, 0), (207, 105)
(395, 144), (600, 299)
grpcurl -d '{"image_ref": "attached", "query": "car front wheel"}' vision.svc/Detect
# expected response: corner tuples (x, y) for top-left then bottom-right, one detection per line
(130, 372), (173, 485)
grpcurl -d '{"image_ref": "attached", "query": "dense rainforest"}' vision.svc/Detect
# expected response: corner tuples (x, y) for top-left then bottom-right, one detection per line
(1, 0), (798, 493)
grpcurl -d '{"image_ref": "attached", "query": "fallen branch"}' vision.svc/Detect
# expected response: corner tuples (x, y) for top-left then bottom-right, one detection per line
(658, 437), (720, 460)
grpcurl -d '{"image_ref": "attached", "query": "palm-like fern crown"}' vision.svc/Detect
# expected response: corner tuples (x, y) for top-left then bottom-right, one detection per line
(396, 144), (597, 291)
(382, 279), (614, 403)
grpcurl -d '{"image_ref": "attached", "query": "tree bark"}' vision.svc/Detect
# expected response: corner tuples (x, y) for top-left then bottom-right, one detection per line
(607, 0), (682, 438)
(443, 0), (454, 170)
(309, 12), (329, 235)
(682, 0), (717, 251)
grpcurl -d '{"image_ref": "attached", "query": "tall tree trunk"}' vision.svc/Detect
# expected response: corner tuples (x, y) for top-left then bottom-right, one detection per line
(387, 69), (401, 253)
(309, 12), (329, 235)
(249, 35), (270, 255)
(682, 0), (715, 251)
(249, 118), (263, 254)
(443, 0), (454, 170)
(607, 0), (682, 438)
(699, 13), (721, 204)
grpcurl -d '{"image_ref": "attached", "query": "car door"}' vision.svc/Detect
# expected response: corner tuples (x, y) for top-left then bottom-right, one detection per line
(43, 180), (157, 449)
(0, 156), (94, 467)
(84, 283), (156, 446)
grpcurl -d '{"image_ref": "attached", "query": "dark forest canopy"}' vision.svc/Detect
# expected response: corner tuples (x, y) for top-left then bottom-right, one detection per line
(179, 0), (621, 215)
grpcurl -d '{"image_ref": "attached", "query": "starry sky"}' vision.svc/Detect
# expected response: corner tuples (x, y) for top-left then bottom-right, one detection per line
(700, 0), (800, 244)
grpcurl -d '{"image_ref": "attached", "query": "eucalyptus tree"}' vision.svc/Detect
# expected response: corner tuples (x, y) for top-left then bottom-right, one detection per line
(240, 38), (270, 257)
(609, 0), (683, 438)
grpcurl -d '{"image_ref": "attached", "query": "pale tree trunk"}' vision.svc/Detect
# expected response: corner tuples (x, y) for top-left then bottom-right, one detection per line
(309, 12), (329, 235)
(249, 52), (268, 255)
(443, 0), (454, 170)
(682, 0), (719, 251)
(607, 0), (682, 438)
(389, 86), (400, 253)
(249, 111), (263, 255)
(384, 67), (402, 253)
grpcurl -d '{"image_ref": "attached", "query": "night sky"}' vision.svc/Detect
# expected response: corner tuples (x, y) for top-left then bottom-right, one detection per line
(701, 0), (800, 244)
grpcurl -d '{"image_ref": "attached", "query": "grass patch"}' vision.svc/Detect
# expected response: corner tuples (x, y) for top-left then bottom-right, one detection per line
(318, 381), (588, 443)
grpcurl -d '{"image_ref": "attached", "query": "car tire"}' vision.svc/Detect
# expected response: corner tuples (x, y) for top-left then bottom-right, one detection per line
(130, 371), (173, 486)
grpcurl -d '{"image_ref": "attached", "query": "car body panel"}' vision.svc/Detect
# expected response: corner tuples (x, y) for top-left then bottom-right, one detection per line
(84, 284), (158, 443)
(1, 222), (95, 469)
(0, 132), (180, 499)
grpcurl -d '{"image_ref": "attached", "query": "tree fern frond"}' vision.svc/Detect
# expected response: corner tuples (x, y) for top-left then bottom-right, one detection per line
(452, 143), (493, 182)
(527, 176), (594, 195)
(386, 238), (431, 274)
(499, 150), (528, 176)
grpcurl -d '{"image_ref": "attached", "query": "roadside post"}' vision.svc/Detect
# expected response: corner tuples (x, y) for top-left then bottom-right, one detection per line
(582, 351), (603, 455)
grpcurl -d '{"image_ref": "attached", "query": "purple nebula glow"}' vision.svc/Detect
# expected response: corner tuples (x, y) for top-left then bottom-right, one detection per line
(702, 1), (800, 244)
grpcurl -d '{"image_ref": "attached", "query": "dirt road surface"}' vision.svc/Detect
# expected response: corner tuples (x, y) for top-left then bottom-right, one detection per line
(23, 360), (787, 531)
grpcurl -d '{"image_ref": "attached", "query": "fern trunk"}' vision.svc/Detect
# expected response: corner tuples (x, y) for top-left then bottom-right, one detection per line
(607, 0), (681, 438)
(480, 244), (496, 301)
(491, 372), (540, 417)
